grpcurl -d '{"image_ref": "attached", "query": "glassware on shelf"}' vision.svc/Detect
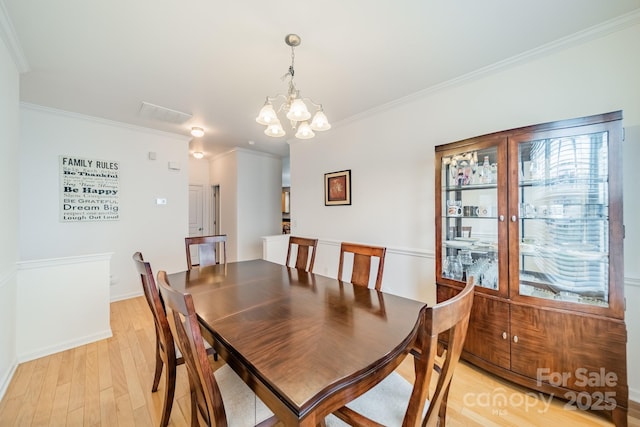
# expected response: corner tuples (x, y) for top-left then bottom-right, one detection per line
(443, 255), (463, 281)
(464, 255), (499, 290)
(480, 155), (492, 183)
(459, 249), (473, 269)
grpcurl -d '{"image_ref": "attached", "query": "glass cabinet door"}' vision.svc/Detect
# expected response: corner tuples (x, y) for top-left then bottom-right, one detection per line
(515, 129), (610, 307)
(440, 146), (500, 290)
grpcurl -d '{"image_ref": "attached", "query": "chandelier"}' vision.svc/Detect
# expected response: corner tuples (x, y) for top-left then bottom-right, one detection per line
(255, 34), (331, 140)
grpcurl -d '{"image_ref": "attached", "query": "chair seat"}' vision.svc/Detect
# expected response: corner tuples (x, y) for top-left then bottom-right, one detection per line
(324, 372), (424, 426)
(214, 364), (274, 427)
(172, 338), (212, 360)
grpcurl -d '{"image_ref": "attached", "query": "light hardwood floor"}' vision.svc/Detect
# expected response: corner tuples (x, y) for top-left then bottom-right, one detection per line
(0, 296), (637, 426)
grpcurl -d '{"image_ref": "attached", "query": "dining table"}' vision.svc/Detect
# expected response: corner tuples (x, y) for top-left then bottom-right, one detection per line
(166, 259), (427, 426)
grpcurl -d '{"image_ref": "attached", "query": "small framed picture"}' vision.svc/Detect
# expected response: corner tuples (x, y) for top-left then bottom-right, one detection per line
(324, 170), (351, 206)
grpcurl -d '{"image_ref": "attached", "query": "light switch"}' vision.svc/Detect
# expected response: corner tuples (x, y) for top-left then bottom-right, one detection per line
(156, 198), (167, 205)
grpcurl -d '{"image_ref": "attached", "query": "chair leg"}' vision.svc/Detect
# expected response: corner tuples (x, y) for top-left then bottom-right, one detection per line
(152, 342), (164, 392)
(438, 385), (450, 426)
(189, 376), (199, 427)
(159, 359), (177, 427)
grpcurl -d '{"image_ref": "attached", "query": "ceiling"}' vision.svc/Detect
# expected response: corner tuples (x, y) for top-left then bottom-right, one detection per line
(4, 1), (640, 159)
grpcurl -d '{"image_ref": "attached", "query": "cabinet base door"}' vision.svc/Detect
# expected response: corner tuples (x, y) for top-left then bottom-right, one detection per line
(510, 305), (628, 415)
(438, 286), (510, 369)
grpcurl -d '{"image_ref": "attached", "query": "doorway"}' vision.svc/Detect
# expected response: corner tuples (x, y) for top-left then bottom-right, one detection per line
(211, 185), (220, 235)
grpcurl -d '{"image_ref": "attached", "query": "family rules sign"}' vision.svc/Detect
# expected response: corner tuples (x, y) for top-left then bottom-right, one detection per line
(59, 155), (120, 222)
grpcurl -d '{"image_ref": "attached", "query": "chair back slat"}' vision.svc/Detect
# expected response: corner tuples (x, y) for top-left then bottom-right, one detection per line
(285, 236), (318, 272)
(338, 242), (386, 290)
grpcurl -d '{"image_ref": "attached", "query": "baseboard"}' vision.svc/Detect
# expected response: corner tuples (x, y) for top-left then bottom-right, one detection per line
(629, 399), (640, 419)
(110, 290), (143, 302)
(0, 359), (18, 402)
(17, 329), (112, 363)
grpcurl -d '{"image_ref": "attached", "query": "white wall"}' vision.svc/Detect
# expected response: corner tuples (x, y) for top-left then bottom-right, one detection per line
(0, 12), (20, 399)
(211, 148), (282, 261)
(211, 150), (239, 260)
(290, 23), (640, 401)
(237, 150), (282, 260)
(19, 105), (190, 301)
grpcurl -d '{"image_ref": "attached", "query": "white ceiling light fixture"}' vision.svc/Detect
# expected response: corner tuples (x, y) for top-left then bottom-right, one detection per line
(192, 151), (204, 159)
(191, 127), (205, 137)
(256, 34), (331, 140)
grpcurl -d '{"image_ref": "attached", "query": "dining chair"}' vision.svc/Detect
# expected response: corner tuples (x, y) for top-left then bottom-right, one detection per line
(327, 281), (475, 427)
(185, 234), (227, 270)
(285, 236), (318, 272)
(337, 242), (386, 290)
(156, 270), (279, 427)
(132, 252), (185, 427)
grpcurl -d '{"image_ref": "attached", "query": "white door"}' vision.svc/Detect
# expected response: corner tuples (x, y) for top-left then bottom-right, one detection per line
(189, 184), (205, 237)
(189, 185), (205, 265)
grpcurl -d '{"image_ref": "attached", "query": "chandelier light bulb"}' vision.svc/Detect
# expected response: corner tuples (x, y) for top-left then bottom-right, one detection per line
(286, 98), (311, 121)
(190, 127), (205, 138)
(310, 110), (331, 131)
(265, 121), (286, 137)
(256, 103), (277, 125)
(295, 121), (315, 139)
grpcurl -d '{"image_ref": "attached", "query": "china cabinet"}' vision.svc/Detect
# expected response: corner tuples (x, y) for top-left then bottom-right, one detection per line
(435, 111), (628, 425)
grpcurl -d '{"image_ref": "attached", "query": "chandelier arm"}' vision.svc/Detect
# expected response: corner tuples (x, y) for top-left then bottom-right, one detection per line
(301, 98), (324, 110)
(265, 93), (287, 104)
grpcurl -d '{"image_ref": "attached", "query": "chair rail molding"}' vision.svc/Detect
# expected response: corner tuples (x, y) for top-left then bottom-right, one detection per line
(262, 235), (435, 304)
(626, 276), (640, 288)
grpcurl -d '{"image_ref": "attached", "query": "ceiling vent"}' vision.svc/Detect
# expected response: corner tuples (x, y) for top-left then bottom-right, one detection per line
(138, 101), (193, 124)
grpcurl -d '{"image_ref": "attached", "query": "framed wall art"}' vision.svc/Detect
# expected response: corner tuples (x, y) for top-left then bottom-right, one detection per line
(324, 169), (351, 206)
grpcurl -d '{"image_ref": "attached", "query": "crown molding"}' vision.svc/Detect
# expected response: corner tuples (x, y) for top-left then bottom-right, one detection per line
(20, 102), (192, 142)
(0, 0), (29, 73)
(212, 146), (281, 162)
(336, 9), (640, 129)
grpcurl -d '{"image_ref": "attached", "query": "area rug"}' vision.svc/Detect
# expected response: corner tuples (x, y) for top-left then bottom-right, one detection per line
(324, 371), (415, 426)
(215, 364), (274, 427)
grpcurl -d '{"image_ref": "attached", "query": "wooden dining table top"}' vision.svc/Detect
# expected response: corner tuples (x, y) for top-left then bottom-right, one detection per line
(166, 259), (426, 426)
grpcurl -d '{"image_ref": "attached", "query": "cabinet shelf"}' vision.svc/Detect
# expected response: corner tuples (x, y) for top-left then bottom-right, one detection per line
(519, 176), (608, 187)
(443, 215), (497, 219)
(519, 247), (608, 262)
(442, 183), (497, 191)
